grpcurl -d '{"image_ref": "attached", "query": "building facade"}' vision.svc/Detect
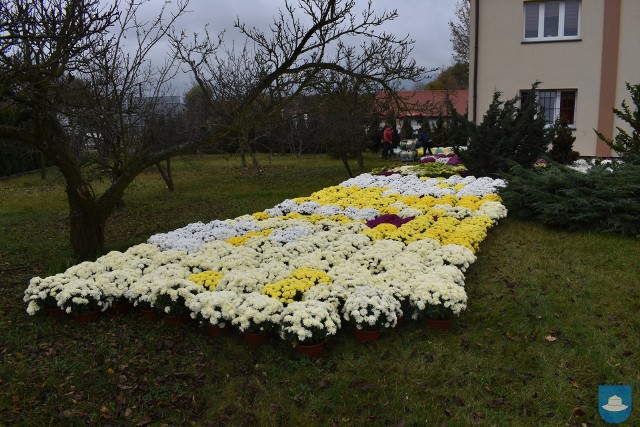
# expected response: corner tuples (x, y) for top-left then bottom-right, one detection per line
(469, 0), (640, 156)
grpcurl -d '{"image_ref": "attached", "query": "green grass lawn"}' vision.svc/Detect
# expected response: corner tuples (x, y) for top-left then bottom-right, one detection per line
(1, 153), (638, 426)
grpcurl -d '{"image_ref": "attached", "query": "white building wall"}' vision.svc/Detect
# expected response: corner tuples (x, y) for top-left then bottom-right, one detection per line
(470, 0), (639, 156)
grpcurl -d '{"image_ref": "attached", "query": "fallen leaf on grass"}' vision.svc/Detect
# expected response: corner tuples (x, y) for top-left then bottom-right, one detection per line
(318, 379), (332, 389)
(571, 407), (586, 417)
(453, 396), (465, 407)
(136, 416), (152, 426)
(545, 335), (557, 343)
(487, 398), (507, 408)
(124, 408), (132, 417)
(269, 403), (281, 413)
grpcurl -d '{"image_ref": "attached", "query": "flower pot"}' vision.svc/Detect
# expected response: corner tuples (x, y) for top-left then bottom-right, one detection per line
(207, 324), (232, 337)
(46, 307), (66, 319)
(295, 341), (325, 357)
(139, 309), (162, 321)
(426, 318), (451, 330)
(163, 314), (190, 326)
(353, 328), (381, 343)
(110, 302), (131, 314)
(73, 310), (99, 323)
(243, 331), (268, 347)
(394, 316), (404, 329)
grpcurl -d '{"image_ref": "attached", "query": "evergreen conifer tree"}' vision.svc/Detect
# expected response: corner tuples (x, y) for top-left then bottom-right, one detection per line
(549, 119), (579, 164)
(430, 115), (447, 147)
(454, 83), (551, 176)
(400, 116), (413, 139)
(595, 82), (640, 163)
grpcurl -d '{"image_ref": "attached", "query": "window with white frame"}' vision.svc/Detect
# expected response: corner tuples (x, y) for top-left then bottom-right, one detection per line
(521, 89), (577, 126)
(524, 1), (580, 41)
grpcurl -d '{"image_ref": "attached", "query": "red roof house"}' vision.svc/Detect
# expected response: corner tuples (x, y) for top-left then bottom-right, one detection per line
(377, 89), (468, 129)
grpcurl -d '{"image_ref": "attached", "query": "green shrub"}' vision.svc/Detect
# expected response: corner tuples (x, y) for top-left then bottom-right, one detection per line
(548, 120), (579, 164)
(452, 83), (551, 177)
(500, 163), (640, 236)
(595, 82), (640, 163)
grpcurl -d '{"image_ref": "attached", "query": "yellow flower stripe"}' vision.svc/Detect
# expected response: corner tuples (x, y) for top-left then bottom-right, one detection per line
(225, 229), (273, 246)
(252, 212), (270, 220)
(261, 268), (332, 303)
(188, 271), (224, 290)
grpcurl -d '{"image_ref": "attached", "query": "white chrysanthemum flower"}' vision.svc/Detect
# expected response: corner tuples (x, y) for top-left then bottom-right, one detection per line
(187, 290), (241, 326)
(279, 300), (341, 344)
(342, 285), (402, 330)
(231, 292), (283, 333)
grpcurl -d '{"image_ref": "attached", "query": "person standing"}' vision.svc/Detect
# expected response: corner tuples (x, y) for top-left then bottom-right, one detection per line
(382, 123), (394, 159)
(417, 127), (432, 155)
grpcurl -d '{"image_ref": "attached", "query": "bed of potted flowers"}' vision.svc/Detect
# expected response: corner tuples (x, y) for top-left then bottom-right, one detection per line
(279, 300), (341, 357)
(24, 168), (511, 351)
(342, 286), (402, 343)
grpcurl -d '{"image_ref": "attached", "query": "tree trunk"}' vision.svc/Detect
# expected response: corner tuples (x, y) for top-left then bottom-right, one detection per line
(66, 184), (105, 261)
(156, 159), (174, 191)
(239, 140), (248, 167)
(341, 153), (354, 178)
(356, 140), (365, 171)
(40, 151), (47, 179)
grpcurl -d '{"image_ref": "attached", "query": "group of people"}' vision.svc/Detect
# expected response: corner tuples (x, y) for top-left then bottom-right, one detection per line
(376, 123), (433, 159)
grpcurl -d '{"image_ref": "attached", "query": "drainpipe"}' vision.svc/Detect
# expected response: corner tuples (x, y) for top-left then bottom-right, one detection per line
(472, 0), (479, 123)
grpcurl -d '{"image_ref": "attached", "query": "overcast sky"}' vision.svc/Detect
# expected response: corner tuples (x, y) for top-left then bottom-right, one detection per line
(153, 0), (458, 94)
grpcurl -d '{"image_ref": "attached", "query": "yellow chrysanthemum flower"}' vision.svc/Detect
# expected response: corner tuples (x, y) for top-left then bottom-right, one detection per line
(261, 268), (332, 303)
(252, 212), (270, 220)
(188, 271), (224, 290)
(225, 229), (273, 246)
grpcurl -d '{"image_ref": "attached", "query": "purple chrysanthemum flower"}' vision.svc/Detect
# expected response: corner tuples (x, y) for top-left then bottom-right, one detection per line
(366, 214), (415, 228)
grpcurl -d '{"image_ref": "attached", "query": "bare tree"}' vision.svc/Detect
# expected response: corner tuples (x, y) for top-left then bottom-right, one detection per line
(1, 0), (425, 260)
(449, 0), (470, 66)
(172, 0), (427, 170)
(0, 0), (189, 260)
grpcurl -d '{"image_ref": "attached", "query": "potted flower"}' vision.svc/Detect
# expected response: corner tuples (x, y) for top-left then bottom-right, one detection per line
(55, 278), (106, 322)
(378, 282), (412, 327)
(153, 278), (204, 324)
(23, 274), (69, 317)
(279, 300), (341, 356)
(302, 283), (349, 312)
(342, 286), (402, 342)
(231, 292), (283, 346)
(95, 269), (141, 313)
(408, 280), (467, 329)
(124, 277), (160, 319)
(187, 290), (240, 336)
